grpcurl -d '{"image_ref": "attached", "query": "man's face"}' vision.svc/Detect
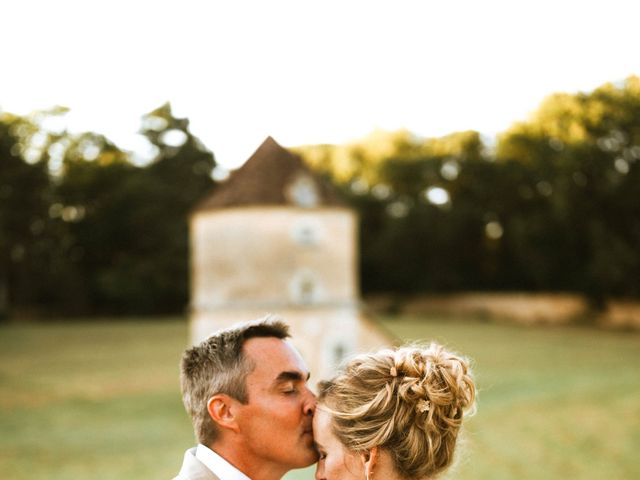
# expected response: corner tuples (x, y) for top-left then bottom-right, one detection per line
(234, 336), (318, 472)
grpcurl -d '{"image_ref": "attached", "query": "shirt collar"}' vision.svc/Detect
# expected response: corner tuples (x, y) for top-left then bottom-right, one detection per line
(195, 443), (251, 480)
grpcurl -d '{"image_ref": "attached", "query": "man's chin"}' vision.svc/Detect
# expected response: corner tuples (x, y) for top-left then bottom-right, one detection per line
(303, 430), (315, 444)
(293, 444), (320, 467)
(297, 453), (320, 468)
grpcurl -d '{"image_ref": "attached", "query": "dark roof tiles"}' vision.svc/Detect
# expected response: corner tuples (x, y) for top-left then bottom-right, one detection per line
(194, 136), (345, 210)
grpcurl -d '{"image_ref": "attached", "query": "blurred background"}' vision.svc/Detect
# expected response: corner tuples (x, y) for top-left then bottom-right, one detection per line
(1, 1), (639, 479)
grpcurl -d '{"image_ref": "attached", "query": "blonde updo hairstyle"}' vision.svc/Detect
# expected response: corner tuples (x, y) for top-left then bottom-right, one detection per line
(317, 343), (476, 479)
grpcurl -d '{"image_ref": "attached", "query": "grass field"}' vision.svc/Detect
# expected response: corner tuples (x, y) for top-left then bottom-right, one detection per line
(0, 316), (638, 479)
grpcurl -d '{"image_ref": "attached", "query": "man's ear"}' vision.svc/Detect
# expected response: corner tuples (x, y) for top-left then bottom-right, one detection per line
(361, 446), (379, 478)
(207, 394), (241, 433)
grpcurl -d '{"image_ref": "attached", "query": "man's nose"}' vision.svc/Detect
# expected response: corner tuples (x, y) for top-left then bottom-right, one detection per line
(303, 386), (316, 415)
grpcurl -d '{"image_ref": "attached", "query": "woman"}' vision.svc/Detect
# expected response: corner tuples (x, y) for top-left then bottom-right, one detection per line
(313, 343), (476, 480)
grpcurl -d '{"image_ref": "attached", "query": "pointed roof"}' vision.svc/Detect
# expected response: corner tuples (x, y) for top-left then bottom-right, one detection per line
(194, 136), (346, 211)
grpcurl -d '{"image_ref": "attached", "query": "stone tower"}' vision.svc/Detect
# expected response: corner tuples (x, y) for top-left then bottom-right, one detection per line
(189, 137), (391, 381)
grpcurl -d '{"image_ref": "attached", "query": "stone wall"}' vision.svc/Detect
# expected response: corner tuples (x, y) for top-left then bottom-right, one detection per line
(366, 292), (640, 330)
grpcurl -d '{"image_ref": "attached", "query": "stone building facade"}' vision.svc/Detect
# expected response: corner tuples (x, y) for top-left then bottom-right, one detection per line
(189, 137), (391, 380)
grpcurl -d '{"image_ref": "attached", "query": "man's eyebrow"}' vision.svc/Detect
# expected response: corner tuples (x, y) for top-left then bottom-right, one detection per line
(274, 370), (311, 383)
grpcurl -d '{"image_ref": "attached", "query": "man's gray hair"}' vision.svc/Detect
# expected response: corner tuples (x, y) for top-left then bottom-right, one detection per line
(180, 315), (290, 446)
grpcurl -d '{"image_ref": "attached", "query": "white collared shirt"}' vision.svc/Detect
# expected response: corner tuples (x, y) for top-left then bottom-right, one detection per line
(195, 443), (251, 480)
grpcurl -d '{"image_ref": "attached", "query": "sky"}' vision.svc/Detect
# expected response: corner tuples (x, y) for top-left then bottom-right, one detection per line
(2, 0), (639, 169)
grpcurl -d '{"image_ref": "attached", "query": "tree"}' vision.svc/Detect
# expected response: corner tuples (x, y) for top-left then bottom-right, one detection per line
(127, 103), (217, 313)
(297, 76), (640, 306)
(310, 130), (497, 294)
(53, 103), (217, 314)
(0, 113), (53, 318)
(496, 76), (640, 306)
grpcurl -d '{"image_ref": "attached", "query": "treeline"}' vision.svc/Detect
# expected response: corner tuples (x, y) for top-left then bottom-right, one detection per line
(1, 77), (639, 318)
(297, 76), (640, 308)
(0, 104), (216, 317)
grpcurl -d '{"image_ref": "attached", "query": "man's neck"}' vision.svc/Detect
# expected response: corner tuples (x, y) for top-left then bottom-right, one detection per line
(196, 444), (250, 480)
(211, 441), (288, 480)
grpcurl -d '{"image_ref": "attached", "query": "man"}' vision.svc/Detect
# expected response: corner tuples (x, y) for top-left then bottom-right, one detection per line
(174, 315), (318, 480)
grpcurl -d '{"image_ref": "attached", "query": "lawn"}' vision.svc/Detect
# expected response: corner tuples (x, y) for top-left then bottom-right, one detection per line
(0, 316), (638, 479)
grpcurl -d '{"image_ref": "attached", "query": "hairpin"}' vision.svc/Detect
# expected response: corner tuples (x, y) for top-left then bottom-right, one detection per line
(417, 399), (431, 413)
(390, 366), (398, 377)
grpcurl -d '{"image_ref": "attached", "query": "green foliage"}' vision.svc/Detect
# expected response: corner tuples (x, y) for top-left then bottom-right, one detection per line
(0, 104), (216, 316)
(297, 76), (640, 305)
(0, 114), (53, 317)
(2, 76), (639, 315)
(495, 77), (640, 304)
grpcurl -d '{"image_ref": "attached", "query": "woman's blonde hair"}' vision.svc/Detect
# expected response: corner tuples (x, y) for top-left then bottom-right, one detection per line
(317, 343), (476, 479)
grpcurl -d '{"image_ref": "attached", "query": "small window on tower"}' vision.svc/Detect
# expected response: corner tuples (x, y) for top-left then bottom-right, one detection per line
(299, 277), (315, 303)
(289, 270), (321, 304)
(286, 174), (320, 208)
(291, 218), (322, 246)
